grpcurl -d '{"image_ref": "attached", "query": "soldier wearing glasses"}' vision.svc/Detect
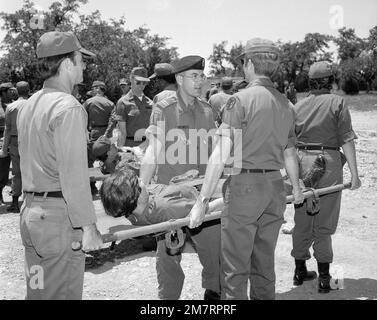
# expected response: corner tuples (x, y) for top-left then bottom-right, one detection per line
(115, 67), (153, 147)
(140, 55), (221, 300)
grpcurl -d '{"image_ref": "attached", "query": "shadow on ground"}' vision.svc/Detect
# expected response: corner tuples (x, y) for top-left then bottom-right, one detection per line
(85, 236), (157, 274)
(277, 278), (377, 300)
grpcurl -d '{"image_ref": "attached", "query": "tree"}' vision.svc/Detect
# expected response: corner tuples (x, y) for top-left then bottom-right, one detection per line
(334, 27), (366, 62)
(227, 42), (244, 77)
(208, 41), (230, 77)
(0, 0), (179, 97)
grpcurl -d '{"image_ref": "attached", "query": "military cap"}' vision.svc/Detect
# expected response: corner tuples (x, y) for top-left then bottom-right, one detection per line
(171, 55), (205, 74)
(92, 80), (106, 89)
(130, 67), (150, 82)
(149, 63), (174, 79)
(221, 77), (233, 89)
(238, 38), (280, 59)
(36, 31), (96, 59)
(16, 81), (30, 96)
(0, 82), (14, 91)
(92, 135), (111, 158)
(119, 78), (130, 86)
(309, 61), (333, 79)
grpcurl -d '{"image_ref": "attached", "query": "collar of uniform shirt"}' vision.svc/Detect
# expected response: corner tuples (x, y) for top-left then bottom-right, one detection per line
(176, 90), (204, 113)
(248, 77), (275, 89)
(310, 88), (331, 95)
(43, 78), (71, 94)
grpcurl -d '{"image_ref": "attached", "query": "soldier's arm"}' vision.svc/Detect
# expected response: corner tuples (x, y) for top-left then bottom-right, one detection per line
(139, 132), (162, 185)
(118, 121), (127, 147)
(341, 141), (361, 190)
(284, 147), (304, 204)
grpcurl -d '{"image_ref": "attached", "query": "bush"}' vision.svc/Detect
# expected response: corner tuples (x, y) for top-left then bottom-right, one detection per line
(357, 78), (368, 91)
(295, 73), (309, 92)
(341, 77), (359, 95)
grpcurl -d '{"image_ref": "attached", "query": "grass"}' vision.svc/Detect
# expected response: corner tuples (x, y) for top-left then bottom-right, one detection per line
(297, 91), (377, 112)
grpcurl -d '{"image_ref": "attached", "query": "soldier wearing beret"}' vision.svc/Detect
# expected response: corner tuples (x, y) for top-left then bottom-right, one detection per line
(0, 81), (30, 212)
(115, 67), (153, 148)
(188, 38), (305, 300)
(149, 63), (177, 104)
(83, 80), (115, 194)
(0, 82), (15, 205)
(208, 77), (233, 125)
(17, 31), (102, 299)
(291, 61), (361, 293)
(119, 78), (131, 96)
(140, 55), (221, 300)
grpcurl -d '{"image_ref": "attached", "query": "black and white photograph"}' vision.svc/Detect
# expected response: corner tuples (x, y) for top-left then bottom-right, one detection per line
(0, 0), (376, 305)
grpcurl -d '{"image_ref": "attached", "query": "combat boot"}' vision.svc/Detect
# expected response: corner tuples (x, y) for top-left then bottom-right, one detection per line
(6, 196), (20, 213)
(293, 259), (317, 286)
(317, 262), (334, 293)
(204, 289), (220, 300)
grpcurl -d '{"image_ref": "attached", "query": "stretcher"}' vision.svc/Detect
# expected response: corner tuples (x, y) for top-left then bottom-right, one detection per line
(94, 182), (351, 245)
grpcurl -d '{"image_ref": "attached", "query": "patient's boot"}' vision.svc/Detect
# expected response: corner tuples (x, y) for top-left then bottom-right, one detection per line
(302, 154), (326, 188)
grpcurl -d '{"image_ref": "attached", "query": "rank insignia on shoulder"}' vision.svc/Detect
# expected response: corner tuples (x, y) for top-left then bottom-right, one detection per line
(226, 97), (237, 111)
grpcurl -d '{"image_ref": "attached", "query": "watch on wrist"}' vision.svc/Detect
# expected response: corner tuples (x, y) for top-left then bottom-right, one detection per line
(198, 194), (210, 207)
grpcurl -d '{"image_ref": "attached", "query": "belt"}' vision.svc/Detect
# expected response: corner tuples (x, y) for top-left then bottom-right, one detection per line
(297, 145), (340, 151)
(126, 137), (146, 141)
(240, 168), (279, 174)
(25, 191), (64, 198)
(10, 134), (18, 137)
(91, 125), (108, 128)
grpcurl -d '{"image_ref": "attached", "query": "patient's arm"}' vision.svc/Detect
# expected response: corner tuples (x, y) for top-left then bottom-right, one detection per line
(207, 198), (224, 213)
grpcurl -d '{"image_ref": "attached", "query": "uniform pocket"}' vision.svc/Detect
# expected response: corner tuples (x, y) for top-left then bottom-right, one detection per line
(26, 203), (68, 258)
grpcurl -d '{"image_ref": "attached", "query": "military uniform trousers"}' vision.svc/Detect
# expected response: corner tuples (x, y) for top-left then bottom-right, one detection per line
(156, 220), (221, 300)
(20, 193), (85, 300)
(291, 149), (343, 263)
(221, 171), (286, 300)
(9, 136), (22, 197)
(0, 137), (10, 189)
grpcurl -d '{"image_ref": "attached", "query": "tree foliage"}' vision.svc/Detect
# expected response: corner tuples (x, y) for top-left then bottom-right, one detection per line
(0, 0), (179, 100)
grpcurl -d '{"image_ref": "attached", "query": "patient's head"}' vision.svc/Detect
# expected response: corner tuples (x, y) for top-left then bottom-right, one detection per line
(99, 168), (141, 218)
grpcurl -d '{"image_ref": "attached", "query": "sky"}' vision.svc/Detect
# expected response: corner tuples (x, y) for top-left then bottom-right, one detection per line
(0, 0), (376, 72)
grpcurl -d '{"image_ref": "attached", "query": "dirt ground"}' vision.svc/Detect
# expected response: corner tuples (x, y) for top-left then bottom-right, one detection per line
(0, 108), (376, 300)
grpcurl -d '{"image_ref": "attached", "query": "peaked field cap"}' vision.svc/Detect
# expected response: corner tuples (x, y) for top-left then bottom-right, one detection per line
(119, 78), (130, 85)
(92, 80), (106, 89)
(149, 63), (174, 79)
(172, 55), (205, 74)
(131, 67), (150, 82)
(0, 82), (14, 90)
(238, 38), (280, 59)
(36, 31), (96, 58)
(221, 77), (233, 88)
(309, 61), (333, 79)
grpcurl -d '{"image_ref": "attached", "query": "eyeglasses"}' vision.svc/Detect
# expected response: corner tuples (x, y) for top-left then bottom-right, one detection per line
(183, 73), (207, 82)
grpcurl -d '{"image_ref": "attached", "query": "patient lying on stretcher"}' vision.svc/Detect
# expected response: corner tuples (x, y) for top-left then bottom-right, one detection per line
(99, 166), (224, 226)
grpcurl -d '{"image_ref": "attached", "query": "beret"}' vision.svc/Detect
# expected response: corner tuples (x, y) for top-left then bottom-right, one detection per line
(309, 61), (333, 79)
(172, 55), (205, 74)
(0, 82), (14, 90)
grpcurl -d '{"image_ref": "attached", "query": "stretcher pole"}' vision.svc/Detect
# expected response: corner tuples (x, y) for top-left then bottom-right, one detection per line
(101, 182), (351, 244)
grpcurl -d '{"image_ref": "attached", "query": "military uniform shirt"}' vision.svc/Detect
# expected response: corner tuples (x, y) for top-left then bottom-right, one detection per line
(4, 98), (28, 136)
(294, 89), (357, 147)
(17, 79), (97, 228)
(128, 184), (198, 226)
(218, 77), (296, 170)
(147, 92), (216, 184)
(153, 84), (177, 104)
(208, 91), (232, 121)
(115, 90), (153, 138)
(83, 95), (114, 128)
